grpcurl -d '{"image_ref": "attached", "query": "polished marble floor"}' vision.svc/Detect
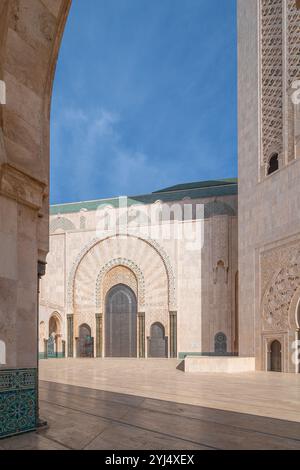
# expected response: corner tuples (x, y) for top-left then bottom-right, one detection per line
(40, 358), (300, 422)
(0, 380), (300, 450)
(0, 358), (300, 450)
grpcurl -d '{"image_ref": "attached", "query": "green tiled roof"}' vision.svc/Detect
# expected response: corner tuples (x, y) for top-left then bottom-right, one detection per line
(50, 178), (238, 215)
(153, 178), (237, 193)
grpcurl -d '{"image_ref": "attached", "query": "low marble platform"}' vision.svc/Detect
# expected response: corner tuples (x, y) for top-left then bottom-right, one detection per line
(184, 356), (255, 373)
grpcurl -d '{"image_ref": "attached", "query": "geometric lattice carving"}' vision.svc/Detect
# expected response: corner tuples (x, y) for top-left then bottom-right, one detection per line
(286, 0), (300, 161)
(50, 216), (76, 233)
(263, 249), (300, 331)
(261, 0), (300, 167)
(260, 0), (283, 165)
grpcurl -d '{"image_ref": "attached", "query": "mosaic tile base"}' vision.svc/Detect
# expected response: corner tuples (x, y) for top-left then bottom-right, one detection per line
(0, 368), (37, 438)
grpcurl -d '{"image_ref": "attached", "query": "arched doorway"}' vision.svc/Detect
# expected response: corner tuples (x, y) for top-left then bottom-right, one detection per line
(105, 284), (137, 357)
(49, 315), (60, 336)
(48, 314), (61, 358)
(78, 324), (94, 358)
(214, 332), (227, 355)
(269, 340), (282, 372)
(148, 323), (168, 358)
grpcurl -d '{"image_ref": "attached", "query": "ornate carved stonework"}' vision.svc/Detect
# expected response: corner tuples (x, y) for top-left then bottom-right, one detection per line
(260, 0), (283, 165)
(145, 237), (176, 310)
(262, 245), (300, 331)
(287, 0), (300, 161)
(261, 242), (293, 294)
(74, 311), (96, 337)
(50, 217), (76, 233)
(67, 234), (176, 311)
(260, 0), (300, 166)
(96, 260), (142, 309)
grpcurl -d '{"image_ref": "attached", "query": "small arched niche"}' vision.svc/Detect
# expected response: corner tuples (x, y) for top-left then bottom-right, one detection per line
(148, 322), (168, 358)
(268, 340), (282, 372)
(49, 313), (61, 336)
(214, 332), (227, 355)
(266, 153), (279, 176)
(78, 323), (94, 358)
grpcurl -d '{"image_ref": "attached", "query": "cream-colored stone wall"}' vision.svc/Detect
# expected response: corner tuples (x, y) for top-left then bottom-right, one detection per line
(0, 0), (71, 370)
(40, 194), (238, 358)
(238, 0), (300, 371)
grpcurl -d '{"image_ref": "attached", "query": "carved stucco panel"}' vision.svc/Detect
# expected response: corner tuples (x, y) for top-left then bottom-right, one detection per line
(67, 234), (176, 312)
(100, 264), (138, 310)
(262, 241), (300, 331)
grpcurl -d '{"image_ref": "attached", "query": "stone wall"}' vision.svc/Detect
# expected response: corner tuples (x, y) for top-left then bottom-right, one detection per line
(0, 0), (71, 437)
(238, 0), (300, 370)
(40, 194), (238, 359)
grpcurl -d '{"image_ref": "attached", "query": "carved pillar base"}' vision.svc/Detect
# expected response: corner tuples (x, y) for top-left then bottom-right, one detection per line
(169, 312), (177, 358)
(67, 315), (74, 357)
(95, 313), (103, 357)
(138, 313), (145, 358)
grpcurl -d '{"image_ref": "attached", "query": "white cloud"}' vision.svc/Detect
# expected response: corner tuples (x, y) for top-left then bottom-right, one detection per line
(51, 105), (165, 199)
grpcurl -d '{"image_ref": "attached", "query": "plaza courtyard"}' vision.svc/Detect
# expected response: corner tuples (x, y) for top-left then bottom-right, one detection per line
(1, 359), (300, 450)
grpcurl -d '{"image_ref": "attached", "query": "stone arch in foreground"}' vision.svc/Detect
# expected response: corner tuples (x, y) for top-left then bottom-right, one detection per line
(0, 0), (71, 438)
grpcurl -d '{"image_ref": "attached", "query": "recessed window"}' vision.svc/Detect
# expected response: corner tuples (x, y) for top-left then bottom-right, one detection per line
(267, 153), (279, 175)
(214, 332), (227, 355)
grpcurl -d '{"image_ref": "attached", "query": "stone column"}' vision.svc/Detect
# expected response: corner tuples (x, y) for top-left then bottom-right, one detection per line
(138, 313), (145, 358)
(62, 340), (66, 358)
(169, 312), (177, 358)
(37, 261), (47, 427)
(44, 339), (48, 359)
(95, 313), (103, 357)
(67, 314), (74, 357)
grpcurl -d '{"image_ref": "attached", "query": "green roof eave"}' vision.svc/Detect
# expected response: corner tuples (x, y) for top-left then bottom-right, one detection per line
(153, 178), (238, 193)
(50, 182), (238, 216)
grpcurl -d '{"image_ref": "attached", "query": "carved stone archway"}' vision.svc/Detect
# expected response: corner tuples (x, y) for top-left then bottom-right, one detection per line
(96, 258), (144, 310)
(67, 234), (176, 312)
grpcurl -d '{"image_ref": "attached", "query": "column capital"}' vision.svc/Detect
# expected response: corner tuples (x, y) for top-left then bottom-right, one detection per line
(38, 261), (47, 278)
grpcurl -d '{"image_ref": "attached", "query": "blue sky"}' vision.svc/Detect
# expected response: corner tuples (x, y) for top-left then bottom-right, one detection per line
(50, 0), (237, 204)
